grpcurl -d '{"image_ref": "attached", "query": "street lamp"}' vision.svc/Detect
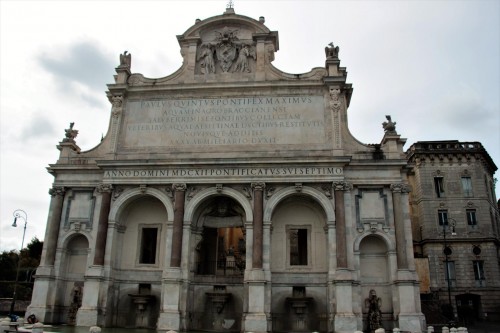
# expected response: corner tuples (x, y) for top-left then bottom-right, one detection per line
(9, 209), (28, 320)
(442, 216), (456, 321)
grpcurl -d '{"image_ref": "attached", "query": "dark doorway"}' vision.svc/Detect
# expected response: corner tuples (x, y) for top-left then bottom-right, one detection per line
(456, 293), (481, 325)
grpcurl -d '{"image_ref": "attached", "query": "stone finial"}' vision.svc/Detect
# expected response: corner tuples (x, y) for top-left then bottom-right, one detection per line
(382, 115), (397, 134)
(375, 328), (385, 333)
(89, 327), (101, 333)
(259, 16), (265, 23)
(427, 326), (434, 333)
(442, 327), (449, 333)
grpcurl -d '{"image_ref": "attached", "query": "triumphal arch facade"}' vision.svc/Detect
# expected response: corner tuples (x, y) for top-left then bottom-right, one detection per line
(28, 7), (425, 333)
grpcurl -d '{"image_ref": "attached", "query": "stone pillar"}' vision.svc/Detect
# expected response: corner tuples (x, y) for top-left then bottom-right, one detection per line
(76, 184), (113, 326)
(332, 181), (357, 333)
(158, 184), (186, 332)
(244, 183), (268, 333)
(390, 183), (410, 269)
(251, 182), (264, 269)
(42, 186), (66, 266)
(170, 183), (186, 268)
(333, 181), (351, 269)
(93, 184), (112, 265)
(390, 183), (425, 332)
(26, 186), (65, 323)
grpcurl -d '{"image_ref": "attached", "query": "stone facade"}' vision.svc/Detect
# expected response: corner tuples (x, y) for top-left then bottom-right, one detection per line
(26, 8), (427, 333)
(406, 141), (500, 323)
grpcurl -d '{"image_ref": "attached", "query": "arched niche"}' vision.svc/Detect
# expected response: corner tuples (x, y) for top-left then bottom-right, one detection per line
(114, 195), (169, 270)
(59, 234), (89, 325)
(270, 193), (328, 272)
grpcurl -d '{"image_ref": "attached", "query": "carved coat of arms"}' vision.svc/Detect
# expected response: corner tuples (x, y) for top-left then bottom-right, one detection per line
(215, 27), (239, 72)
(197, 27), (256, 74)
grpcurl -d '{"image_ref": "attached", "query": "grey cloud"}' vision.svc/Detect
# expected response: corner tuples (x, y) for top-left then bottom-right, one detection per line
(37, 41), (115, 101)
(20, 114), (57, 142)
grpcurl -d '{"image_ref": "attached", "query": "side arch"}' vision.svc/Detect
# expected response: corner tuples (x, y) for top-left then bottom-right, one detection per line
(184, 186), (253, 223)
(264, 185), (335, 222)
(108, 187), (175, 223)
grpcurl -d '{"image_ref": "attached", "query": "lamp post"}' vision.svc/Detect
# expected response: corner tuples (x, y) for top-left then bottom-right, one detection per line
(442, 216), (456, 321)
(9, 209), (28, 319)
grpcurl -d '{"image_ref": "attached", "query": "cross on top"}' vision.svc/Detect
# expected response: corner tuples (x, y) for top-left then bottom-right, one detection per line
(227, 0), (234, 9)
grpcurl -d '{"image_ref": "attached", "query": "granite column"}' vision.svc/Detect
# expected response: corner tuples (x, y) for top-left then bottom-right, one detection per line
(251, 182), (264, 269)
(390, 183), (410, 269)
(93, 184), (112, 266)
(42, 186), (66, 266)
(170, 183), (186, 268)
(333, 181), (351, 269)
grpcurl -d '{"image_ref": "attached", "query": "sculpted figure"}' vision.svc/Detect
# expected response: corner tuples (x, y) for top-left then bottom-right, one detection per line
(382, 115), (397, 134)
(325, 42), (340, 59)
(365, 289), (382, 333)
(119, 51), (131, 68)
(198, 44), (216, 74)
(233, 44), (255, 73)
(64, 122), (79, 141)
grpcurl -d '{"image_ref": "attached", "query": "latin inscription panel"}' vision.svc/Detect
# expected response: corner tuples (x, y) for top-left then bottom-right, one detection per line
(121, 95), (326, 148)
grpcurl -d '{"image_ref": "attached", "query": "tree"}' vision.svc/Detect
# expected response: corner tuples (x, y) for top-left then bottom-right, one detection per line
(0, 237), (43, 299)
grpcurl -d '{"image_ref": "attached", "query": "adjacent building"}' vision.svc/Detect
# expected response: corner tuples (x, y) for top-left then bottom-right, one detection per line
(26, 7), (499, 333)
(407, 141), (499, 324)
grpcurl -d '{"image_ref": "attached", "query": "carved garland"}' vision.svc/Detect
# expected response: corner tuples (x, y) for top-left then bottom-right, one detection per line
(49, 186), (66, 197)
(390, 183), (411, 194)
(332, 181), (352, 192)
(97, 183), (113, 193)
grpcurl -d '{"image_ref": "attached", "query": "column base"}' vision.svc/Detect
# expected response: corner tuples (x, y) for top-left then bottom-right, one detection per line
(397, 313), (426, 333)
(26, 266), (57, 324)
(334, 313), (360, 333)
(157, 311), (181, 331)
(243, 313), (268, 333)
(76, 308), (99, 326)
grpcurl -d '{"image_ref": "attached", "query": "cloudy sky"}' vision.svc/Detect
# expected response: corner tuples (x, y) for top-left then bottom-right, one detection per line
(1, 0), (499, 251)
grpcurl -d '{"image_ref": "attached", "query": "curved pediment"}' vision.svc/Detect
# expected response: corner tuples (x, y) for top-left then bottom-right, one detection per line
(179, 10), (273, 41)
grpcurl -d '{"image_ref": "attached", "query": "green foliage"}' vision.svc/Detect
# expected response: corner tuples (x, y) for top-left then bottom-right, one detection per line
(0, 238), (43, 299)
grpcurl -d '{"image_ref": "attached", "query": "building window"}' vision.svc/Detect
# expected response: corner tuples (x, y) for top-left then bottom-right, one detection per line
(461, 177), (473, 197)
(434, 177), (445, 197)
(290, 228), (308, 266)
(466, 209), (477, 226)
(445, 261), (456, 287)
(438, 210), (448, 226)
(473, 261), (485, 286)
(139, 227), (158, 264)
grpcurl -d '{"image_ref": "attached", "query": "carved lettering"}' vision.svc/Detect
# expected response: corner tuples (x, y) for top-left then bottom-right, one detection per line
(123, 96), (326, 147)
(103, 167), (343, 180)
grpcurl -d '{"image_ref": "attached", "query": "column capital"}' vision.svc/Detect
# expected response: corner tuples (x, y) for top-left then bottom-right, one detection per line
(333, 181), (352, 191)
(97, 183), (113, 193)
(49, 186), (66, 197)
(251, 182), (266, 191)
(390, 183), (411, 194)
(172, 183), (187, 192)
